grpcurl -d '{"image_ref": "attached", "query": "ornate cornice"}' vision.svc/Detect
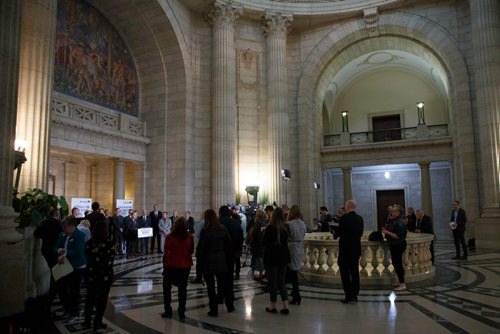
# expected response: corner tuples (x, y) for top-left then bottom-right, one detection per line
(208, 0), (243, 29)
(263, 13), (293, 38)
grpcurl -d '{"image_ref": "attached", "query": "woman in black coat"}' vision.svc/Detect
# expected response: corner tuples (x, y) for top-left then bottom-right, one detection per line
(263, 207), (291, 315)
(196, 209), (233, 317)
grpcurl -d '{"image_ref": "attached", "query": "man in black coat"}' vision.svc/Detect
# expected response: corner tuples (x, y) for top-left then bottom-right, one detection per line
(149, 204), (162, 253)
(334, 199), (364, 304)
(85, 202), (106, 233)
(415, 209), (434, 263)
(218, 205), (243, 311)
(450, 200), (468, 260)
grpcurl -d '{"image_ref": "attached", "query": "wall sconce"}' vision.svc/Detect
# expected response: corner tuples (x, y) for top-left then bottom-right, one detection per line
(281, 169), (291, 181)
(416, 102), (425, 125)
(313, 182), (320, 189)
(384, 171), (391, 180)
(341, 111), (349, 132)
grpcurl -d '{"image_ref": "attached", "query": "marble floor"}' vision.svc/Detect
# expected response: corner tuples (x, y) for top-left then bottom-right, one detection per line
(52, 241), (500, 334)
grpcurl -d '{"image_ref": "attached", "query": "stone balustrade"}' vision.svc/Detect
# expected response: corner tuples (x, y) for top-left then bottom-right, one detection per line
(302, 231), (435, 285)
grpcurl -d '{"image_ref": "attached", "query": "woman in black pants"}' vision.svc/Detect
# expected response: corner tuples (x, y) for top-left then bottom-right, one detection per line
(83, 221), (115, 331)
(382, 205), (408, 291)
(263, 208), (291, 314)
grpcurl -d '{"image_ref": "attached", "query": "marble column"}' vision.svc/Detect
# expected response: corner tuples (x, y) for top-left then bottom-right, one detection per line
(419, 162), (434, 218)
(470, 0), (500, 217)
(114, 159), (126, 205)
(342, 167), (352, 203)
(208, 1), (241, 208)
(263, 13), (293, 205)
(16, 0), (57, 192)
(0, 0), (25, 317)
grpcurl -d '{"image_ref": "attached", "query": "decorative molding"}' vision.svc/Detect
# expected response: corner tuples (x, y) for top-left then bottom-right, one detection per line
(363, 7), (379, 37)
(208, 0), (242, 30)
(263, 13), (293, 38)
(51, 93), (149, 144)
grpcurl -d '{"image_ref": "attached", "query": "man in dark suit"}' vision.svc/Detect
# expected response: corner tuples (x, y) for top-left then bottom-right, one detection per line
(450, 200), (468, 260)
(415, 209), (435, 263)
(334, 199), (364, 304)
(138, 209), (152, 257)
(149, 204), (162, 253)
(85, 202), (106, 233)
(218, 205), (243, 312)
(112, 208), (124, 255)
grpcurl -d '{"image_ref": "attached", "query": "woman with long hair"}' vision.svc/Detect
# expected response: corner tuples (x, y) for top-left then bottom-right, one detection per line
(263, 207), (291, 314)
(162, 216), (194, 321)
(196, 209), (232, 317)
(382, 204), (408, 291)
(83, 221), (115, 331)
(286, 205), (307, 305)
(247, 209), (266, 280)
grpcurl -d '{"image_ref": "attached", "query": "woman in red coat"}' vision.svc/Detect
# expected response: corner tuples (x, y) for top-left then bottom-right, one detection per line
(162, 216), (194, 321)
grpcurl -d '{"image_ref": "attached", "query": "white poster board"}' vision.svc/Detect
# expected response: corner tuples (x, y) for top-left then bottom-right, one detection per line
(116, 199), (133, 216)
(138, 228), (153, 238)
(70, 198), (92, 218)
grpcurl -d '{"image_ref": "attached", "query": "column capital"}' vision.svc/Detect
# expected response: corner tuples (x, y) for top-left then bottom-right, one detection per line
(341, 167), (352, 173)
(263, 13), (293, 38)
(208, 0), (242, 30)
(418, 162), (431, 169)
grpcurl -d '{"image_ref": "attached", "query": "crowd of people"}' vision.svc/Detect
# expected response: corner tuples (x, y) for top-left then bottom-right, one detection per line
(32, 198), (466, 329)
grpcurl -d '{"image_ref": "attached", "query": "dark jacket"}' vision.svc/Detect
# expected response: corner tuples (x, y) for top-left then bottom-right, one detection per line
(386, 217), (407, 246)
(196, 226), (232, 274)
(417, 215), (434, 234)
(33, 217), (62, 267)
(263, 225), (291, 267)
(335, 211), (364, 259)
(85, 210), (106, 233)
(450, 208), (467, 232)
(220, 216), (243, 256)
(85, 238), (115, 283)
(55, 228), (87, 269)
(406, 213), (417, 232)
(149, 210), (162, 230)
(138, 215), (151, 228)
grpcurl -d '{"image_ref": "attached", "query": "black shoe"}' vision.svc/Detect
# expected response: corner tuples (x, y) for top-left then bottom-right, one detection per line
(207, 311), (218, 317)
(280, 308), (289, 315)
(93, 323), (107, 330)
(265, 307), (277, 314)
(460, 256), (468, 260)
(234, 274), (240, 280)
(161, 311), (172, 318)
(82, 321), (91, 329)
(340, 298), (356, 304)
(179, 312), (186, 321)
(452, 256), (460, 259)
(227, 305), (235, 313)
(290, 299), (301, 305)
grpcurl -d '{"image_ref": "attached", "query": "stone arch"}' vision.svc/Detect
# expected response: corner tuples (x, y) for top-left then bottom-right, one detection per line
(91, 0), (194, 210)
(296, 12), (478, 221)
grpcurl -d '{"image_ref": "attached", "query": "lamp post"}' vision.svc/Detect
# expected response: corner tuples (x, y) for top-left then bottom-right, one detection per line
(281, 169), (291, 206)
(13, 139), (27, 211)
(416, 102), (425, 125)
(341, 111), (349, 132)
(314, 182), (320, 219)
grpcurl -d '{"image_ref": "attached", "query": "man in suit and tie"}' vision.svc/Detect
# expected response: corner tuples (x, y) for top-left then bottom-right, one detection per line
(334, 199), (364, 304)
(415, 209), (435, 263)
(149, 204), (162, 253)
(450, 200), (468, 260)
(138, 209), (152, 257)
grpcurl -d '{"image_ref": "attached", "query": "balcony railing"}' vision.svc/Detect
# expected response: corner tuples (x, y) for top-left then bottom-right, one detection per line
(324, 124), (449, 147)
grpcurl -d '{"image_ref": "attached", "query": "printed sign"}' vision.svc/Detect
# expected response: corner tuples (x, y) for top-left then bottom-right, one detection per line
(138, 227), (153, 238)
(116, 199), (133, 216)
(70, 198), (92, 218)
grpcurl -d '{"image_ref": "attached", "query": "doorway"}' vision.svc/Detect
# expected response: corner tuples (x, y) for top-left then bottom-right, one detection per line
(372, 114), (401, 142)
(376, 189), (405, 229)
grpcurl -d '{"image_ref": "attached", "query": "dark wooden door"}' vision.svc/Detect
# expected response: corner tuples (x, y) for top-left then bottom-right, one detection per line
(372, 115), (401, 142)
(376, 189), (405, 230)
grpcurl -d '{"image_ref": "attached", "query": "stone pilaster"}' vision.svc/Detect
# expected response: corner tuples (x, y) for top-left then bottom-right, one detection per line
(419, 162), (433, 218)
(16, 0), (57, 192)
(342, 167), (352, 203)
(263, 13), (293, 205)
(114, 159), (126, 205)
(470, 0), (500, 217)
(209, 1), (241, 208)
(0, 0), (25, 317)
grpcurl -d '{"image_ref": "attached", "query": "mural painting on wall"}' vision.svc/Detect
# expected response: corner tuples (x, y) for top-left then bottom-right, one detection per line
(54, 0), (138, 116)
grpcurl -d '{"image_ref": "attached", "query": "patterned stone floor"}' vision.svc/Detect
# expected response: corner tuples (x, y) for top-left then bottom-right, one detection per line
(52, 241), (500, 334)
